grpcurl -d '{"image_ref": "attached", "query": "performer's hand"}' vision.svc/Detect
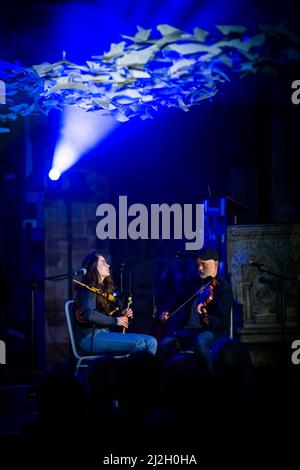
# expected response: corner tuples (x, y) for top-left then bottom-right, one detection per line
(159, 311), (170, 322)
(122, 308), (133, 318)
(197, 303), (207, 316)
(117, 316), (129, 328)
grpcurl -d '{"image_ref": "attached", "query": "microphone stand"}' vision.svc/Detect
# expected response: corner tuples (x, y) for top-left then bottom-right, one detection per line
(30, 279), (38, 385)
(119, 263), (126, 294)
(110, 251), (186, 294)
(29, 270), (84, 384)
(44, 270), (86, 281)
(110, 251), (200, 327)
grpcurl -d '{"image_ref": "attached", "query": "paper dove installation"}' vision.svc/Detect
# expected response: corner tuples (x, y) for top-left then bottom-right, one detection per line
(0, 23), (299, 132)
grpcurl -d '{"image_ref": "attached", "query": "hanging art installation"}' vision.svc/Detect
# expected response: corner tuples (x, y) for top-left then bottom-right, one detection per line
(0, 23), (299, 132)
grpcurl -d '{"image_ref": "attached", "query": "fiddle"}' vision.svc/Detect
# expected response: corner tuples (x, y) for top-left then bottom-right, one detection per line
(196, 277), (217, 325)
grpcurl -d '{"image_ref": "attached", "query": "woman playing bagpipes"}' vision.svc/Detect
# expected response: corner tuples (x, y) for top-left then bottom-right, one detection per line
(73, 251), (157, 355)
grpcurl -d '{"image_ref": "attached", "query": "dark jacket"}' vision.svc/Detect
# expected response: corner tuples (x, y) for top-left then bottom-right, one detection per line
(74, 289), (118, 342)
(186, 274), (233, 337)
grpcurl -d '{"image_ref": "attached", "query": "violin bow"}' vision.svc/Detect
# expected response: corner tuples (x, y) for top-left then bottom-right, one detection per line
(167, 279), (213, 320)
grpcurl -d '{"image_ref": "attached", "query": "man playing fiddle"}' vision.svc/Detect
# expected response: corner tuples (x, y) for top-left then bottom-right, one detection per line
(158, 248), (233, 371)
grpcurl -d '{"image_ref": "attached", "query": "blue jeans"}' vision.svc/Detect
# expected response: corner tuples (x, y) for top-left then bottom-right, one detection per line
(159, 328), (215, 370)
(80, 329), (158, 356)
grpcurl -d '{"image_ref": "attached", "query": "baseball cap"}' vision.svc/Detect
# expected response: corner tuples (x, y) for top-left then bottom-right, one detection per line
(195, 247), (219, 261)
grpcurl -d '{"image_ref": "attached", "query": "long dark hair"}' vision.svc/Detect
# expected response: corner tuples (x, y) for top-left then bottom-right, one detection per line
(76, 251), (115, 316)
(81, 251), (113, 290)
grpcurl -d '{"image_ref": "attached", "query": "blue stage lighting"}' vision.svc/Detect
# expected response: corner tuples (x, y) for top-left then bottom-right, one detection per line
(48, 168), (61, 181)
(51, 107), (117, 176)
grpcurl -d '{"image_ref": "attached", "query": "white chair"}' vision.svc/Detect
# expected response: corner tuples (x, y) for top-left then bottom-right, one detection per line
(64, 300), (129, 375)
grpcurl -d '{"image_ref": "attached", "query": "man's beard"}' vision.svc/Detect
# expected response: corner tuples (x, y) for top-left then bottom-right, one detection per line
(199, 273), (209, 279)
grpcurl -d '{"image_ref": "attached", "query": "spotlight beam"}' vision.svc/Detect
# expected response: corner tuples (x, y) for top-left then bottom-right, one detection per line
(50, 106), (117, 178)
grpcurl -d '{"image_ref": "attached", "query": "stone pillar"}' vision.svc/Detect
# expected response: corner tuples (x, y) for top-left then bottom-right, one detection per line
(227, 224), (300, 365)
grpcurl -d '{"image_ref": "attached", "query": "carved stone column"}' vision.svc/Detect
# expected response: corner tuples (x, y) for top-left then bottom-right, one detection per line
(227, 224), (300, 364)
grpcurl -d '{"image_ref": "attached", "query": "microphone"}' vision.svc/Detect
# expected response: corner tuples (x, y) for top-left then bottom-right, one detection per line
(73, 268), (87, 276)
(248, 261), (264, 268)
(45, 267), (87, 281)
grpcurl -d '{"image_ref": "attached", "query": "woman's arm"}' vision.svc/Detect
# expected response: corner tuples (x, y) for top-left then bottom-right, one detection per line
(78, 289), (117, 326)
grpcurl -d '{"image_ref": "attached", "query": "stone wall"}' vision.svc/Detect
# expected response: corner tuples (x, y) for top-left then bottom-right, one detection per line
(44, 171), (109, 365)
